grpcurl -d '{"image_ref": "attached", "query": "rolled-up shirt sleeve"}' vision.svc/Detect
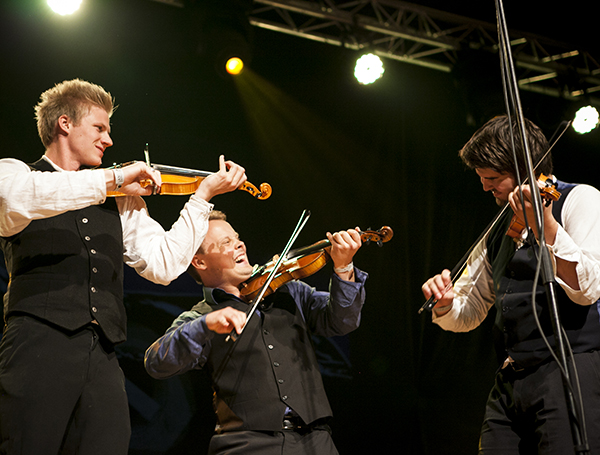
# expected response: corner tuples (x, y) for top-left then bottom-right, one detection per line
(433, 237), (495, 333)
(118, 194), (213, 285)
(0, 158), (106, 237)
(434, 183), (600, 331)
(548, 184), (600, 305)
(0, 156), (213, 286)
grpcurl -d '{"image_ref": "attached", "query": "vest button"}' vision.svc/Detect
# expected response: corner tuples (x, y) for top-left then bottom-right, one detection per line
(281, 395), (288, 401)
(91, 306), (98, 313)
(273, 362), (280, 367)
(92, 267), (98, 274)
(90, 249), (97, 255)
(82, 218), (88, 223)
(278, 379), (284, 384)
(91, 287), (97, 293)
(268, 344), (274, 350)
(85, 236), (91, 241)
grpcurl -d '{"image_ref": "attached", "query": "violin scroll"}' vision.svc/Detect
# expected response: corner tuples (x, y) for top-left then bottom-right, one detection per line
(505, 173), (561, 242)
(361, 226), (393, 246)
(538, 174), (561, 205)
(239, 181), (272, 200)
(106, 161), (272, 200)
(239, 224), (394, 304)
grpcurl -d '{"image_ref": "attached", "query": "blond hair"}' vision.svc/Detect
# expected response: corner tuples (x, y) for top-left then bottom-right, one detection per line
(35, 79), (115, 148)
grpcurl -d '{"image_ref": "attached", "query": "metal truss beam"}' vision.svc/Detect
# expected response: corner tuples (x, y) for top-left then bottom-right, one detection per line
(150, 0), (600, 101)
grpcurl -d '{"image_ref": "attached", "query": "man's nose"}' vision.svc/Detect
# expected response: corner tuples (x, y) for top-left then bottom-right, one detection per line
(102, 132), (113, 147)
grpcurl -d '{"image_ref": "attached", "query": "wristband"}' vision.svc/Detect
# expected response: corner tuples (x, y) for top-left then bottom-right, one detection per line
(433, 304), (452, 315)
(113, 168), (124, 190)
(334, 262), (354, 273)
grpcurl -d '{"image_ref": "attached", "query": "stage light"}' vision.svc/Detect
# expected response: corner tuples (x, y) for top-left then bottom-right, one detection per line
(354, 53), (384, 85)
(47, 0), (82, 15)
(572, 105), (599, 134)
(226, 57), (244, 75)
(192, 2), (253, 79)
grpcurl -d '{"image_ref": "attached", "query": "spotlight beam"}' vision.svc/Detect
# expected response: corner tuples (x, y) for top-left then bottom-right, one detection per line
(147, 0), (600, 101)
(248, 0), (600, 101)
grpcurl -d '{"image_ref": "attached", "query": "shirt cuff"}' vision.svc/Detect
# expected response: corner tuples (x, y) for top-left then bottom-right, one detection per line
(332, 267), (368, 287)
(92, 169), (109, 202)
(188, 193), (215, 212)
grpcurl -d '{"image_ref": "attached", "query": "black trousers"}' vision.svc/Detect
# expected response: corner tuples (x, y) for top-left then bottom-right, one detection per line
(0, 315), (130, 455)
(208, 426), (339, 455)
(479, 351), (600, 454)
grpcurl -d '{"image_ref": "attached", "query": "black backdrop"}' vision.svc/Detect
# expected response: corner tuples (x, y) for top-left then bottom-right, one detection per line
(1, 1), (599, 453)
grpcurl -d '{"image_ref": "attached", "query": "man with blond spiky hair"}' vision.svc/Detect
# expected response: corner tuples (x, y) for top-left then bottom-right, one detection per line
(0, 79), (247, 455)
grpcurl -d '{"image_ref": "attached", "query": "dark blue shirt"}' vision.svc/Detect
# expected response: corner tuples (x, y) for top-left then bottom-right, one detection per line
(144, 269), (368, 379)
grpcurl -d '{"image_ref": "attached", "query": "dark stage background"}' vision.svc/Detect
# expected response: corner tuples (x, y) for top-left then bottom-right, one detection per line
(1, 1), (599, 453)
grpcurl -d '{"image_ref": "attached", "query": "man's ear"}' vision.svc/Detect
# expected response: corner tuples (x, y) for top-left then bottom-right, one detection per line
(190, 254), (207, 272)
(57, 115), (71, 135)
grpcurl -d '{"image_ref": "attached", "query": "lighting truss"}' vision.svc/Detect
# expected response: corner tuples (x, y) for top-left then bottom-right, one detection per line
(150, 0), (600, 100)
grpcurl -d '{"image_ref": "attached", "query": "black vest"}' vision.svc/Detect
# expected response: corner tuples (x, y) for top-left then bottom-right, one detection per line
(0, 159), (126, 344)
(196, 285), (333, 432)
(487, 181), (600, 368)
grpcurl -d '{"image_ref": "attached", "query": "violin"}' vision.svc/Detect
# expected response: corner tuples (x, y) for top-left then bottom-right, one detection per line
(505, 173), (561, 242)
(239, 226), (393, 303)
(418, 121), (571, 315)
(106, 162), (272, 200)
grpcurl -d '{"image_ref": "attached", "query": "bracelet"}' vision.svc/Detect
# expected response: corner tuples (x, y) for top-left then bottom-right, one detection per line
(433, 304), (452, 315)
(334, 262), (354, 274)
(113, 168), (124, 190)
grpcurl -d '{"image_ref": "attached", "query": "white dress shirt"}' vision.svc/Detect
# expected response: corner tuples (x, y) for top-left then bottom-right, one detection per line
(433, 182), (600, 332)
(0, 156), (213, 285)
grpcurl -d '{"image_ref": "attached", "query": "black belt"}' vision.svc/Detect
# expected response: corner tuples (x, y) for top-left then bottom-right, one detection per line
(282, 416), (329, 432)
(282, 416), (303, 430)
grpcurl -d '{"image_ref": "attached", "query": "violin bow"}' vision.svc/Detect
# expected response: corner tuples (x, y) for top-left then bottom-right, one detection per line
(225, 209), (312, 342)
(143, 143), (159, 195)
(418, 119), (571, 314)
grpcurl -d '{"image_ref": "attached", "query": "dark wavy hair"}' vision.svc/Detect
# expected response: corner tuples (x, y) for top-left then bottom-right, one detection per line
(459, 116), (552, 179)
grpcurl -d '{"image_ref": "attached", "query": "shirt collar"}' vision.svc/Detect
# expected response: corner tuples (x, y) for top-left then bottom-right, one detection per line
(203, 286), (246, 306)
(42, 155), (65, 171)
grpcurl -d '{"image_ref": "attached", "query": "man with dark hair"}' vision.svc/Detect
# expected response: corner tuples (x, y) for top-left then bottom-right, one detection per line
(144, 212), (367, 454)
(0, 79), (247, 454)
(422, 115), (600, 453)
(459, 116), (553, 180)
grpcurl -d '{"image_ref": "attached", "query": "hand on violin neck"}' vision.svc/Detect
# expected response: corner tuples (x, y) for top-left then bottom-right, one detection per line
(327, 227), (362, 281)
(508, 184), (558, 245)
(194, 155), (247, 202)
(105, 162), (162, 196)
